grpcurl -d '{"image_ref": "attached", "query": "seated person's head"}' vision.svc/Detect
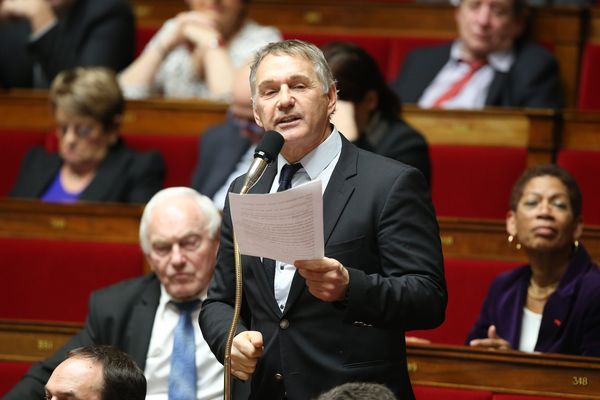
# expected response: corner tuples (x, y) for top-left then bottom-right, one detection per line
(507, 164), (583, 255)
(139, 187), (221, 301)
(186, 0), (249, 39)
(316, 382), (398, 400)
(45, 344), (146, 400)
(321, 41), (400, 130)
(227, 63), (263, 142)
(454, 0), (527, 60)
(50, 67), (124, 174)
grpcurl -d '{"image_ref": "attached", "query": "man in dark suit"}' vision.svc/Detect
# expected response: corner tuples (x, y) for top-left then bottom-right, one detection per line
(0, 0), (134, 88)
(392, 0), (563, 109)
(4, 187), (226, 400)
(199, 40), (447, 400)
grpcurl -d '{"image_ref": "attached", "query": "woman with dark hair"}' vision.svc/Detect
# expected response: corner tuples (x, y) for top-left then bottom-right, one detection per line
(467, 164), (600, 356)
(322, 41), (430, 184)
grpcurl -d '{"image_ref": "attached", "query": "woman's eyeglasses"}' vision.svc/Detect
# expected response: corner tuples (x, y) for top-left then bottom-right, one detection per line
(57, 123), (99, 139)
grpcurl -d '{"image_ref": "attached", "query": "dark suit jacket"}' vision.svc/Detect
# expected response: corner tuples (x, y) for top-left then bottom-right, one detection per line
(0, 0), (134, 88)
(10, 139), (165, 204)
(466, 245), (600, 356)
(392, 40), (564, 109)
(191, 120), (252, 199)
(353, 117), (431, 185)
(3, 274), (161, 400)
(199, 134), (447, 400)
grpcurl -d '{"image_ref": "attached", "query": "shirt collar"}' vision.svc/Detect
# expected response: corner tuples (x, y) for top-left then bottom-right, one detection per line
(277, 126), (342, 181)
(451, 40), (515, 73)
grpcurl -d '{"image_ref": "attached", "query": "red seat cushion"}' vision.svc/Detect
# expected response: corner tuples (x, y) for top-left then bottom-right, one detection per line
(492, 395), (567, 400)
(409, 258), (521, 345)
(0, 361), (32, 397)
(557, 149), (600, 226)
(414, 385), (493, 400)
(124, 134), (199, 188)
(1, 238), (144, 322)
(136, 25), (160, 57)
(577, 43), (600, 111)
(0, 130), (48, 196)
(430, 145), (527, 219)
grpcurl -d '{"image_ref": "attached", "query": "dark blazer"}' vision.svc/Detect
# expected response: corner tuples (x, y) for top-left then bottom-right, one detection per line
(0, 0), (134, 88)
(191, 120), (252, 199)
(392, 40), (564, 109)
(3, 274), (161, 400)
(10, 139), (165, 204)
(353, 117), (431, 185)
(199, 134), (447, 400)
(466, 245), (600, 356)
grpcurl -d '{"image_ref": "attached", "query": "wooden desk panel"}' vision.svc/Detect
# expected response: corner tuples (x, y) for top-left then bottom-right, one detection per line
(408, 343), (600, 399)
(561, 110), (600, 151)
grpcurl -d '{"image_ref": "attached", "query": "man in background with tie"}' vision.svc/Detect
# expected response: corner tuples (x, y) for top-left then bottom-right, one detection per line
(391, 0), (563, 109)
(200, 39), (447, 400)
(5, 187), (225, 400)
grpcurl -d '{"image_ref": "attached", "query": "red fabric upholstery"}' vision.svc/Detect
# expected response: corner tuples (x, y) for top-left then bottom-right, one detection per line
(0, 237), (144, 322)
(136, 25), (160, 57)
(557, 149), (600, 226)
(430, 145), (527, 219)
(0, 130), (48, 196)
(0, 361), (32, 397)
(414, 385), (493, 400)
(409, 258), (521, 345)
(493, 395), (567, 400)
(282, 31), (391, 78)
(124, 134), (199, 188)
(386, 37), (448, 81)
(577, 43), (600, 111)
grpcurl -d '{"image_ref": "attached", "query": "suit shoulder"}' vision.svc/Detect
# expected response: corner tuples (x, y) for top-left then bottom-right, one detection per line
(91, 274), (156, 302)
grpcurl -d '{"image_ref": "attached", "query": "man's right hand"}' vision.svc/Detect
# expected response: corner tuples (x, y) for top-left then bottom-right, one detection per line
(231, 330), (263, 381)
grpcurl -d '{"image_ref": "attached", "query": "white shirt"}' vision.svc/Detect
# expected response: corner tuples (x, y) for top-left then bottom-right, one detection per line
(518, 307), (542, 353)
(145, 286), (223, 400)
(419, 40), (515, 109)
(271, 129), (342, 311)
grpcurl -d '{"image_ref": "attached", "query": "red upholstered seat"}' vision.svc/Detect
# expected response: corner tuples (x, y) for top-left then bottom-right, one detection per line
(0, 130), (48, 196)
(124, 134), (199, 188)
(282, 31), (391, 78)
(408, 258), (521, 345)
(577, 43), (600, 111)
(414, 385), (493, 400)
(557, 149), (600, 226)
(430, 145), (527, 219)
(136, 25), (160, 57)
(1, 238), (144, 322)
(0, 361), (32, 397)
(492, 395), (567, 400)
(386, 37), (448, 81)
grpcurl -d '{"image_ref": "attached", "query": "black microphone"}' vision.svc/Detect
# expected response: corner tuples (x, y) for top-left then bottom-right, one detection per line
(240, 130), (284, 194)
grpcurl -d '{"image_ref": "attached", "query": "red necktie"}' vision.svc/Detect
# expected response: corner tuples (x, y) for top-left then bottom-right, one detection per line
(432, 59), (487, 108)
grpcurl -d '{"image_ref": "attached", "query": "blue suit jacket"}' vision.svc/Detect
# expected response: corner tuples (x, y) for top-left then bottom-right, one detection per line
(466, 245), (600, 356)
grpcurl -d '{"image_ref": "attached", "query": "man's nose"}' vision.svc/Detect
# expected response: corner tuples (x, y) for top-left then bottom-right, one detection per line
(277, 85), (294, 108)
(170, 244), (186, 266)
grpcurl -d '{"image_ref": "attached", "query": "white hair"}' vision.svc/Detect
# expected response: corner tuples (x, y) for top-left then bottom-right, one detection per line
(139, 187), (221, 255)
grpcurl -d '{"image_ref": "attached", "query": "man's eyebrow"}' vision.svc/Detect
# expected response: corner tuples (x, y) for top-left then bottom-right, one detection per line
(45, 388), (77, 398)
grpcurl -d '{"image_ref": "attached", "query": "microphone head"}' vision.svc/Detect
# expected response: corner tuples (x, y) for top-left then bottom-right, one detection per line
(254, 130), (284, 163)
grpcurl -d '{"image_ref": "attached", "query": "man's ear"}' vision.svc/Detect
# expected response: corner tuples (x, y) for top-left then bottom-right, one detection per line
(253, 103), (264, 128)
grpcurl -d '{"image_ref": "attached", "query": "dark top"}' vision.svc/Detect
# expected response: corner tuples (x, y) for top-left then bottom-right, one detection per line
(392, 39), (564, 109)
(466, 245), (600, 356)
(10, 139), (165, 204)
(0, 0), (134, 88)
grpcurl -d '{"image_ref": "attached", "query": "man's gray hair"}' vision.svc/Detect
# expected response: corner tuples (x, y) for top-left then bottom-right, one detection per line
(139, 187), (221, 255)
(249, 39), (335, 102)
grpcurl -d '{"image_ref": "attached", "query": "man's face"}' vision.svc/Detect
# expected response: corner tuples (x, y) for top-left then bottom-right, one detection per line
(45, 357), (103, 400)
(146, 197), (219, 301)
(455, 0), (523, 59)
(252, 53), (337, 163)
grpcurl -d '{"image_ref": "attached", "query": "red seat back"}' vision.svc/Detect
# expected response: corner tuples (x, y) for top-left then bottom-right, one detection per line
(556, 149), (600, 226)
(492, 395), (568, 400)
(409, 258), (521, 345)
(430, 145), (527, 219)
(414, 385), (493, 400)
(386, 37), (449, 81)
(1, 237), (144, 322)
(136, 25), (160, 57)
(577, 42), (600, 111)
(0, 361), (32, 397)
(0, 130), (48, 196)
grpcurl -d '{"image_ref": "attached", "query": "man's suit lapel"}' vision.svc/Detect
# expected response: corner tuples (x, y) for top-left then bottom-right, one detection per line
(284, 137), (357, 312)
(125, 276), (161, 370)
(486, 71), (508, 106)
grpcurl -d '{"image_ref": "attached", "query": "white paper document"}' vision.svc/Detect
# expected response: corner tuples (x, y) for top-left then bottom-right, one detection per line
(228, 179), (324, 265)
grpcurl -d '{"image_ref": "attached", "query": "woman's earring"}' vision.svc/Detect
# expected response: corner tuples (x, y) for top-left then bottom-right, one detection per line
(508, 234), (521, 250)
(574, 240), (579, 249)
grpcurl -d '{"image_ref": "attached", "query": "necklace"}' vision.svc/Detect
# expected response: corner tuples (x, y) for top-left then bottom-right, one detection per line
(527, 278), (558, 301)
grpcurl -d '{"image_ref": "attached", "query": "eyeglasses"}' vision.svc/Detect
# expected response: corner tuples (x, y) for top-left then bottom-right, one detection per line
(57, 123), (100, 139)
(227, 110), (264, 135)
(151, 234), (204, 259)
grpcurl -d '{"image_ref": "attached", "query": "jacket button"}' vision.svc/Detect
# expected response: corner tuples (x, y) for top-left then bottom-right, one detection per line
(279, 319), (289, 329)
(274, 373), (284, 382)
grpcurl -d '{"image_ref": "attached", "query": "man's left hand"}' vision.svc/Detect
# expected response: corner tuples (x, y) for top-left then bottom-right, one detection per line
(295, 257), (349, 302)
